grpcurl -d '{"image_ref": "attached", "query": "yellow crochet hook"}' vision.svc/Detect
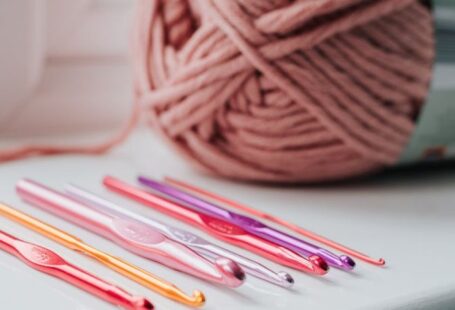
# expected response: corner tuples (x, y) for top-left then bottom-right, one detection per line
(0, 202), (205, 307)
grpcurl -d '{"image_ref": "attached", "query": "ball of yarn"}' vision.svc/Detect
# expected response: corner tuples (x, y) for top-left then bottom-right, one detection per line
(133, 0), (435, 183)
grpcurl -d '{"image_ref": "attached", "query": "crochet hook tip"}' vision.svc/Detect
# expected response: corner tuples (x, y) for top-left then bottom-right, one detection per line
(277, 271), (295, 287)
(361, 256), (386, 266)
(340, 255), (356, 270)
(215, 257), (246, 287)
(309, 255), (329, 273)
(133, 297), (155, 310)
(191, 290), (206, 307)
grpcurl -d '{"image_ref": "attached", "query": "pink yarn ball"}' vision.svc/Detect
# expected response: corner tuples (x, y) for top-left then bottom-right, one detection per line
(133, 0), (435, 183)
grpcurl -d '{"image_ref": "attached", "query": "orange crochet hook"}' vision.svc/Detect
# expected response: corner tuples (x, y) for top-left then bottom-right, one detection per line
(165, 177), (385, 266)
(0, 202), (205, 307)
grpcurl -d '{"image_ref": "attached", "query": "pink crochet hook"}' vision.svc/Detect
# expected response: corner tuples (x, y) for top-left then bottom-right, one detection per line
(0, 230), (153, 310)
(16, 179), (245, 288)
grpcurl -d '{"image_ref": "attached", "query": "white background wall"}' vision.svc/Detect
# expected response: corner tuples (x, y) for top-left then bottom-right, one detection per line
(0, 0), (135, 138)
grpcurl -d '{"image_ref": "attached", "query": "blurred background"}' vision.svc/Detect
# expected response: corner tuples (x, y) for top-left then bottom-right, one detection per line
(1, 1), (454, 144)
(0, 0), (134, 142)
(1, 0), (454, 148)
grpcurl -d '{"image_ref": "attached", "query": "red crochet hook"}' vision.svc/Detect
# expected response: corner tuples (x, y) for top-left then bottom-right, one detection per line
(165, 177), (385, 266)
(103, 176), (328, 276)
(0, 230), (153, 310)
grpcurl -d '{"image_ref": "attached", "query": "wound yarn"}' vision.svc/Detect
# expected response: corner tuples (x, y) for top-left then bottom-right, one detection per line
(134, 0), (435, 182)
(0, 0), (435, 184)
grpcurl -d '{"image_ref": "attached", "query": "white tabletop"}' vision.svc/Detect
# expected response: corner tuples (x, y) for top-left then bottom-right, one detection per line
(0, 129), (454, 310)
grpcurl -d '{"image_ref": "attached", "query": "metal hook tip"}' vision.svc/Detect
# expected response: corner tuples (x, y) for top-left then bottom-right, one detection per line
(309, 255), (329, 273)
(215, 257), (246, 287)
(192, 290), (206, 307)
(341, 255), (356, 269)
(133, 298), (154, 310)
(278, 271), (294, 287)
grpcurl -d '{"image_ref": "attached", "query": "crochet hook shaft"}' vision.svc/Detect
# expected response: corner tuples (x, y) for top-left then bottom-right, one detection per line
(16, 179), (244, 288)
(0, 202), (205, 307)
(138, 176), (355, 271)
(166, 177), (385, 266)
(103, 176), (328, 275)
(65, 184), (294, 288)
(0, 230), (153, 310)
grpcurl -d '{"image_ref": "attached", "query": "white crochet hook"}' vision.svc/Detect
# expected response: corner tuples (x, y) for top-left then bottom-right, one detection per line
(64, 184), (295, 288)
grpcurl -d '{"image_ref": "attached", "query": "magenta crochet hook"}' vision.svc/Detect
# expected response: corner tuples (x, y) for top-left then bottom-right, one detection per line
(16, 179), (245, 288)
(138, 176), (355, 271)
(64, 184), (294, 288)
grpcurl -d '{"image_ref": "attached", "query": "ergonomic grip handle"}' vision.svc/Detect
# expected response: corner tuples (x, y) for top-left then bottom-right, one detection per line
(108, 217), (245, 288)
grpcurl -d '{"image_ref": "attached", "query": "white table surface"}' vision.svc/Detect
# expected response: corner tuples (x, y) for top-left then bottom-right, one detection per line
(0, 129), (454, 310)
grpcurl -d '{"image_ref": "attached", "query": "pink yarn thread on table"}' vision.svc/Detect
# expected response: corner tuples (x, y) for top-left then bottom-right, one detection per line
(1, 0), (435, 183)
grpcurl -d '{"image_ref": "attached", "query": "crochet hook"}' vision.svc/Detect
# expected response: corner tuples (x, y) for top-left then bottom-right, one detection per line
(16, 179), (244, 288)
(64, 184), (294, 288)
(103, 176), (328, 275)
(0, 230), (153, 310)
(0, 202), (205, 307)
(138, 176), (355, 271)
(165, 177), (385, 266)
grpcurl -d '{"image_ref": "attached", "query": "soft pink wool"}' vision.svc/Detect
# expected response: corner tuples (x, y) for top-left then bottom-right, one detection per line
(134, 0), (434, 182)
(0, 0), (434, 183)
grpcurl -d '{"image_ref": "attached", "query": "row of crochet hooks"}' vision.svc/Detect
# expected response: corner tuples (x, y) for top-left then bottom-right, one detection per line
(0, 176), (385, 309)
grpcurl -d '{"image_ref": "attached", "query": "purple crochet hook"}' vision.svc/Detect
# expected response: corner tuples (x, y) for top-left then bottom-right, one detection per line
(138, 176), (356, 271)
